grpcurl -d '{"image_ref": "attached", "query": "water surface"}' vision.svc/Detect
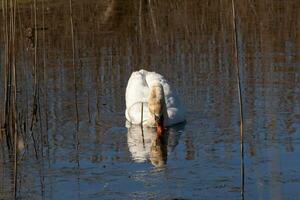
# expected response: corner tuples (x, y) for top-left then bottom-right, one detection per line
(0, 0), (300, 199)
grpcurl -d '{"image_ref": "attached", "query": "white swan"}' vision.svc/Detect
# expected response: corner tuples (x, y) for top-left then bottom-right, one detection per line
(125, 69), (186, 130)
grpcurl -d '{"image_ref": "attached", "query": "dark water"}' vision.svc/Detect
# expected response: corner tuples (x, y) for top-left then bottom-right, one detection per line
(0, 0), (300, 199)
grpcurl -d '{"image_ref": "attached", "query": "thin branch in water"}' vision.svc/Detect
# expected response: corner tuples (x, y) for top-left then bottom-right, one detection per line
(140, 102), (145, 148)
(231, 0), (245, 199)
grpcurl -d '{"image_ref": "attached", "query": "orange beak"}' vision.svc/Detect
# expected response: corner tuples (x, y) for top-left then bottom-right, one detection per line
(156, 123), (163, 137)
(155, 115), (164, 137)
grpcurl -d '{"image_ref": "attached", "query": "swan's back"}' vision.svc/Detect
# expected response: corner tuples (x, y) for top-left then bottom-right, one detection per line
(125, 69), (185, 126)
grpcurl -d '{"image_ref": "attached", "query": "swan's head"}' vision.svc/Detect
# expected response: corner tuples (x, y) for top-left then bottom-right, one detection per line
(148, 84), (165, 136)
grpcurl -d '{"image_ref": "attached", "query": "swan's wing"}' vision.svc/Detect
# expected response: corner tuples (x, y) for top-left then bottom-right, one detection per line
(125, 71), (148, 107)
(125, 71), (151, 124)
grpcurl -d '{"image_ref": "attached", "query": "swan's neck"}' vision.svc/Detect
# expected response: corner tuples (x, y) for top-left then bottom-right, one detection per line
(148, 83), (168, 128)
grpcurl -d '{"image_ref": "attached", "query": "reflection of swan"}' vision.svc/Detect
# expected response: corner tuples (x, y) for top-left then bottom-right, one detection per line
(126, 123), (156, 163)
(149, 136), (168, 167)
(127, 122), (185, 167)
(125, 69), (186, 132)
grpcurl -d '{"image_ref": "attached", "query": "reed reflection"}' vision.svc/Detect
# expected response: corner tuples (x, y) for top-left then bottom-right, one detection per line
(127, 122), (185, 167)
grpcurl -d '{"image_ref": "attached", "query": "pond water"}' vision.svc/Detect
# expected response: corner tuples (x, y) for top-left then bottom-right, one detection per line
(0, 0), (300, 199)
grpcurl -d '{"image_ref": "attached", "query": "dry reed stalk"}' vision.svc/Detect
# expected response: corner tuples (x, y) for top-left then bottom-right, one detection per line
(88, 91), (91, 123)
(16, 0), (23, 139)
(30, 0), (39, 132)
(69, 0), (79, 132)
(42, 14), (49, 127)
(183, 0), (190, 40)
(42, 0), (49, 154)
(69, 0), (80, 167)
(28, 0), (39, 159)
(16, 0), (30, 143)
(1, 0), (6, 136)
(9, 0), (18, 197)
(231, 0), (245, 199)
(138, 0), (145, 67)
(33, 0), (43, 158)
(95, 58), (100, 121)
(3, 0), (12, 149)
(41, 2), (51, 188)
(148, 0), (159, 46)
(139, 0), (143, 42)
